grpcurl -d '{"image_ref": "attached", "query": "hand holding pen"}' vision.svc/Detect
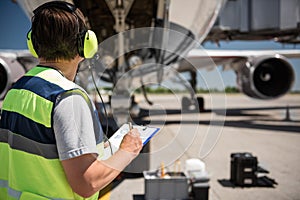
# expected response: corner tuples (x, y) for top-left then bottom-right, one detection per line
(119, 122), (143, 154)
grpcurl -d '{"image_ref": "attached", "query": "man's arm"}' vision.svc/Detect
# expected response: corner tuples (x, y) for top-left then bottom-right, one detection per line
(62, 129), (142, 198)
(54, 93), (142, 198)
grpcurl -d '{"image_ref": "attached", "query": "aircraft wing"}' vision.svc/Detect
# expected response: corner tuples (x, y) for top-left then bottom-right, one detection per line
(181, 49), (300, 71)
(203, 49), (300, 59)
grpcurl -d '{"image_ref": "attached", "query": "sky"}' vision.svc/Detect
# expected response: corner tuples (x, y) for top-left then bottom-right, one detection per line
(0, 0), (299, 91)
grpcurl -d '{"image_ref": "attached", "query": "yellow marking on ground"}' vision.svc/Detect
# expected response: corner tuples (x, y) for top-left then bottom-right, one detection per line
(98, 183), (112, 200)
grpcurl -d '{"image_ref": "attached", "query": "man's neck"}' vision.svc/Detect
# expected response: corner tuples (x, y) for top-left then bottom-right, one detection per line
(39, 56), (83, 81)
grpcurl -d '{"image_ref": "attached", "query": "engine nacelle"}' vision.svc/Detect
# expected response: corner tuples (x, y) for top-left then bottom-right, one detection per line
(0, 52), (37, 100)
(0, 58), (13, 100)
(237, 55), (295, 99)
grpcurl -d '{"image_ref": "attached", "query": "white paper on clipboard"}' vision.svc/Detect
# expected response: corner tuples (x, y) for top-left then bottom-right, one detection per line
(102, 123), (160, 159)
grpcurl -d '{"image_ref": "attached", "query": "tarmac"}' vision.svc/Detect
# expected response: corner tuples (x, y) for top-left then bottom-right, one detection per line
(1, 94), (299, 200)
(105, 93), (300, 200)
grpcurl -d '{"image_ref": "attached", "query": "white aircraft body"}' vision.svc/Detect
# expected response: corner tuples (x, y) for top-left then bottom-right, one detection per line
(1, 0), (300, 125)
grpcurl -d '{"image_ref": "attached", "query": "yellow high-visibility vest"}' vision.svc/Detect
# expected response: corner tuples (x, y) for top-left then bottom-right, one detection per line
(0, 66), (99, 200)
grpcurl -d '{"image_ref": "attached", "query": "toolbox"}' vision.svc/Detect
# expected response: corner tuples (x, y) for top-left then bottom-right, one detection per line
(143, 171), (189, 200)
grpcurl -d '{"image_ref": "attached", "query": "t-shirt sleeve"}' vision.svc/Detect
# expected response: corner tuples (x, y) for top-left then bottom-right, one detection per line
(53, 93), (99, 160)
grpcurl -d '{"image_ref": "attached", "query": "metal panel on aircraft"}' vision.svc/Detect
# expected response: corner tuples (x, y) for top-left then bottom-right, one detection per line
(215, 0), (300, 31)
(280, 0), (300, 29)
(251, 0), (280, 30)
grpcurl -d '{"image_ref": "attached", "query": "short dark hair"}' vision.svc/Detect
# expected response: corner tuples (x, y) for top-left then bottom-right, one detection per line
(31, 3), (86, 61)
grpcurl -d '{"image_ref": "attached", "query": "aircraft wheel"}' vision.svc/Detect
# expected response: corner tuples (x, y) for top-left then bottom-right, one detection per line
(182, 96), (191, 111)
(197, 96), (205, 112)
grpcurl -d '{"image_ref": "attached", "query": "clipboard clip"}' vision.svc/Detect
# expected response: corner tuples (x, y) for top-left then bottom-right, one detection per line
(128, 122), (147, 131)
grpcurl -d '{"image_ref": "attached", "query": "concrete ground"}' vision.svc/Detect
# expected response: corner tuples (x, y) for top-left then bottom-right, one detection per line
(106, 94), (300, 200)
(1, 93), (299, 199)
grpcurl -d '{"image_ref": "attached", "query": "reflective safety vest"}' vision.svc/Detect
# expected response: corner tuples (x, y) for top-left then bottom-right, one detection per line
(0, 66), (100, 200)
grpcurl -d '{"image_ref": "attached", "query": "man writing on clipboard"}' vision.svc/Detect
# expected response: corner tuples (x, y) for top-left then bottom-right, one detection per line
(0, 1), (142, 199)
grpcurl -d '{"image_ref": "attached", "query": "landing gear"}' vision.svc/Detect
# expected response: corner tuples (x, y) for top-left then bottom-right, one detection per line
(182, 96), (192, 111)
(197, 96), (204, 112)
(180, 70), (205, 112)
(181, 96), (204, 112)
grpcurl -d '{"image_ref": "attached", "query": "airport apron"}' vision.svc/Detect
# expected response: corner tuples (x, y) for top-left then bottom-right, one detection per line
(0, 66), (99, 200)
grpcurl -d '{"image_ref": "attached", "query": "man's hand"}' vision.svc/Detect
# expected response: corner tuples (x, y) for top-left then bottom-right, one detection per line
(119, 128), (143, 155)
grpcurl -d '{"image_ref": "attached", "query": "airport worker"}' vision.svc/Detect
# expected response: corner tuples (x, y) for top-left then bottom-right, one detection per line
(0, 1), (143, 199)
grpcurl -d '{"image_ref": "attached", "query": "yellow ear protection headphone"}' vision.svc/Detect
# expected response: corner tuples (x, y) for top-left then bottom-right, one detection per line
(26, 1), (98, 59)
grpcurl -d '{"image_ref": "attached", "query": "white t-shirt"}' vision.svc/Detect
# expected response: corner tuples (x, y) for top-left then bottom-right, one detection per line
(53, 92), (104, 160)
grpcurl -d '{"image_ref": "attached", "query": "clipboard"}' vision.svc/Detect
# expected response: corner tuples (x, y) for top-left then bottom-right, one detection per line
(102, 123), (160, 159)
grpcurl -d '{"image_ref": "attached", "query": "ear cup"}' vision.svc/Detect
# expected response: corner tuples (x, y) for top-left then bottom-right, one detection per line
(83, 30), (98, 58)
(26, 30), (38, 58)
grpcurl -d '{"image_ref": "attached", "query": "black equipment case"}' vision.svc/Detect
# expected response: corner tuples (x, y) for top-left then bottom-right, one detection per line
(230, 152), (258, 186)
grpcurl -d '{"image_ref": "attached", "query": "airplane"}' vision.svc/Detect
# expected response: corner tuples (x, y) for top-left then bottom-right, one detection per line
(1, 0), (300, 129)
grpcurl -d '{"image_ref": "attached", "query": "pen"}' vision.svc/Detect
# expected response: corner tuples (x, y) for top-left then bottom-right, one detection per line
(128, 122), (133, 130)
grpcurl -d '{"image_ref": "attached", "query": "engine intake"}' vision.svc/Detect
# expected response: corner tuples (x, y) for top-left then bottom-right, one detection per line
(237, 55), (295, 99)
(0, 59), (10, 100)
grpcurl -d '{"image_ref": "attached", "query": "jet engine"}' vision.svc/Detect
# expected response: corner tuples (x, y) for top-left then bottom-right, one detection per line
(0, 52), (38, 100)
(0, 61), (8, 100)
(237, 55), (295, 99)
